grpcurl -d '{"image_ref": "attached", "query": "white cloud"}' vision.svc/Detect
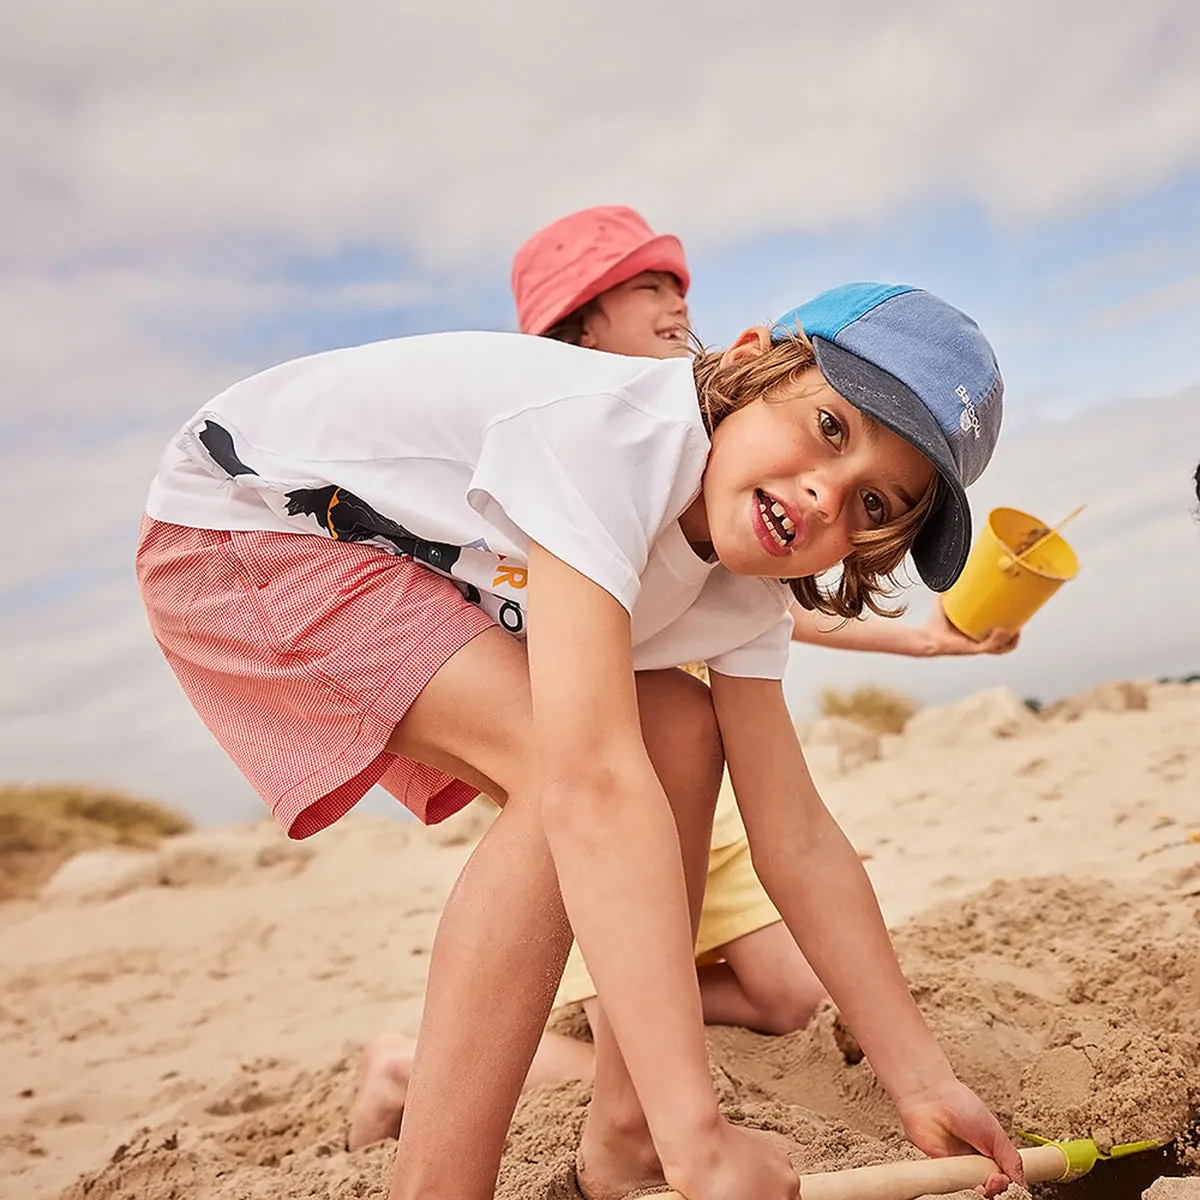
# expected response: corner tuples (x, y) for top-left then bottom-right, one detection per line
(0, 265), (448, 429)
(3, 0), (1198, 271)
(1091, 272), (1200, 330)
(0, 275), (229, 431)
(0, 569), (268, 825)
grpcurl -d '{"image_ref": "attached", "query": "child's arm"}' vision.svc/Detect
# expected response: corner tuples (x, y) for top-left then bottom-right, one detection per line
(525, 544), (790, 1198)
(708, 668), (1024, 1189)
(790, 601), (1019, 657)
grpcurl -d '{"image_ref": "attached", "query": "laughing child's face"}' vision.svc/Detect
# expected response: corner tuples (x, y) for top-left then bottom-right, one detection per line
(578, 271), (690, 359)
(681, 332), (936, 579)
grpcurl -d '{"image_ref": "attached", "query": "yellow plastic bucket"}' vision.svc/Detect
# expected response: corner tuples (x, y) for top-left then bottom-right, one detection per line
(941, 507), (1080, 640)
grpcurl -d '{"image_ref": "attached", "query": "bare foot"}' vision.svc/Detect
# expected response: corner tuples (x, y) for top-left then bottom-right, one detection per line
(347, 1033), (415, 1150)
(575, 1110), (665, 1200)
(577, 1123), (797, 1200)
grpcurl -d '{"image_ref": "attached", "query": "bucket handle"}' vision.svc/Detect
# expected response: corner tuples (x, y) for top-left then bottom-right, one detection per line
(998, 504), (1086, 572)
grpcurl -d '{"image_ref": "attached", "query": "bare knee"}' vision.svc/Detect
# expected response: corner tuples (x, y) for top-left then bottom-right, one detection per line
(745, 982), (821, 1034)
(739, 962), (826, 1034)
(726, 927), (827, 1035)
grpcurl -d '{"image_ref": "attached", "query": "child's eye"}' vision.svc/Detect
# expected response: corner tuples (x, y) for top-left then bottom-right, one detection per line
(862, 491), (889, 525)
(818, 411), (844, 444)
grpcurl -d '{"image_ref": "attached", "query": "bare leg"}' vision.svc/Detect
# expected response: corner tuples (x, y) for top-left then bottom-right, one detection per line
(382, 641), (722, 1200)
(526, 1031), (597, 1086)
(389, 777), (568, 1200)
(698, 922), (827, 1034)
(349, 1034), (417, 1150)
(381, 629), (570, 1200)
(349, 1028), (597, 1150)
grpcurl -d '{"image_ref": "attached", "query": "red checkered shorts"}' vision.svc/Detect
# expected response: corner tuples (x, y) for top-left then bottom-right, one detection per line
(136, 518), (497, 838)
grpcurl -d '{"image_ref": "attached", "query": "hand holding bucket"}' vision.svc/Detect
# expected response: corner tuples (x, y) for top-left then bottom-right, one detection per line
(941, 506), (1082, 642)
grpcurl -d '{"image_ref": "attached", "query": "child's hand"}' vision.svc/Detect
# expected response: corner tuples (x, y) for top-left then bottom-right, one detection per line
(921, 604), (1020, 656)
(670, 1120), (799, 1200)
(896, 1078), (1025, 1197)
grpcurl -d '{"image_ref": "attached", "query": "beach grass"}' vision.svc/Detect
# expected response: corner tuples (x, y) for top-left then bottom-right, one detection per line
(818, 684), (919, 735)
(0, 782), (192, 901)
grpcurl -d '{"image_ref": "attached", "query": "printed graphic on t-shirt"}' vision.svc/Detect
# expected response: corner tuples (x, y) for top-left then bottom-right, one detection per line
(198, 419), (522, 632)
(198, 420), (256, 478)
(285, 484), (463, 575)
(148, 338), (791, 679)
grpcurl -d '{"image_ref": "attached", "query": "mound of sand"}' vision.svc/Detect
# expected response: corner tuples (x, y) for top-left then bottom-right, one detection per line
(2, 680), (1198, 1199)
(0, 783), (192, 901)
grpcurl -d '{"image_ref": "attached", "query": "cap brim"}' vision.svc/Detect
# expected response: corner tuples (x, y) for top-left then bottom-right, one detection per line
(811, 337), (971, 591)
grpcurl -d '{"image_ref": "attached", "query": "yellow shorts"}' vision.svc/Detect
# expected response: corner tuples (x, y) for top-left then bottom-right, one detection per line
(552, 832), (782, 1010)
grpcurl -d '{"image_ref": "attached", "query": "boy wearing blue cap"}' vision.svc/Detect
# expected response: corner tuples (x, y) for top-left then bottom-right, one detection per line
(353, 224), (1019, 1159)
(138, 283), (1021, 1200)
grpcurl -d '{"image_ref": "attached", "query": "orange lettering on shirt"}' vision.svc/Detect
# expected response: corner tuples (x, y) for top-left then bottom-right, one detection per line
(493, 563), (528, 589)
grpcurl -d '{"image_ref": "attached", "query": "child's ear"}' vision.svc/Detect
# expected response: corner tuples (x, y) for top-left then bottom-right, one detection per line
(719, 326), (772, 368)
(578, 306), (603, 350)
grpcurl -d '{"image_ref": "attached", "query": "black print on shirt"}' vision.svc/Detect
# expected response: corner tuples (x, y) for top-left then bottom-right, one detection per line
(199, 421), (258, 477)
(196, 419), (475, 598)
(284, 484), (462, 573)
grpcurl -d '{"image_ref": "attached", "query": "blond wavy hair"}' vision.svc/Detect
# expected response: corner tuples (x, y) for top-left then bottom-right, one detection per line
(692, 329), (944, 620)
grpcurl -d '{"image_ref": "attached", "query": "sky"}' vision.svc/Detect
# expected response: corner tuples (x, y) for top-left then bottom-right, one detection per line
(2, 0), (1199, 827)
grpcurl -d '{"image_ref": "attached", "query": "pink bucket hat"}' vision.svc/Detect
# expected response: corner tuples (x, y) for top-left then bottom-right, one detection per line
(512, 206), (690, 336)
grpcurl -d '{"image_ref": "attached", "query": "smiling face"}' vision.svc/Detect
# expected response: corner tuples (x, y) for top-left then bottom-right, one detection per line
(681, 332), (937, 580)
(578, 271), (690, 358)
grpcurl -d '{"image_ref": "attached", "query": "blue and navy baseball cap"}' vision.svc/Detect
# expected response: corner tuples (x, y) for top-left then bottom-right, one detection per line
(771, 283), (1003, 591)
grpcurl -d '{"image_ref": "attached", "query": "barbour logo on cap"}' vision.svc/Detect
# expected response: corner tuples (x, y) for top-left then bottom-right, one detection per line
(955, 384), (982, 440)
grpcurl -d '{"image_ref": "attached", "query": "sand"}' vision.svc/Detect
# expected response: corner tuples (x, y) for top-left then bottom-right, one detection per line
(1, 679), (1198, 1199)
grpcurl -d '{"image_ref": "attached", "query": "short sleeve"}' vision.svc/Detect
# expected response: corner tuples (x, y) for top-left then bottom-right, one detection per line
(707, 608), (793, 680)
(467, 393), (705, 613)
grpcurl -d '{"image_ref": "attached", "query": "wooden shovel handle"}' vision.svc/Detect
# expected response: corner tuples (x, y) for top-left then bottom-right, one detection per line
(657, 1143), (1066, 1200)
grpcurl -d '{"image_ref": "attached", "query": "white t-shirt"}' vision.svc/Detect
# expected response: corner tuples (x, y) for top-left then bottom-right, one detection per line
(146, 331), (792, 678)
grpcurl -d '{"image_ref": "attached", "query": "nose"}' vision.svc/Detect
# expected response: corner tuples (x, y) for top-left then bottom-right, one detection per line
(805, 468), (851, 525)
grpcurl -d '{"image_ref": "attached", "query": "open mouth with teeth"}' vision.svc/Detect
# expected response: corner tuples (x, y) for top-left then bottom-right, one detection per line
(756, 488), (797, 549)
